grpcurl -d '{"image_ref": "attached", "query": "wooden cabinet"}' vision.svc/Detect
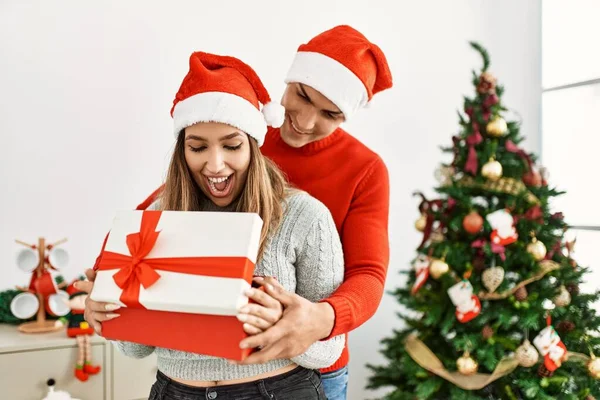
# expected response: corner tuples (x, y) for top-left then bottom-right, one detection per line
(0, 325), (157, 400)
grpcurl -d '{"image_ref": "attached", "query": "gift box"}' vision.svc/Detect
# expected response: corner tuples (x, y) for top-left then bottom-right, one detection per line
(89, 210), (262, 360)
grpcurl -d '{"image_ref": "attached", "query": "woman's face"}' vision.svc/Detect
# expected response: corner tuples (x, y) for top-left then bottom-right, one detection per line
(184, 122), (251, 207)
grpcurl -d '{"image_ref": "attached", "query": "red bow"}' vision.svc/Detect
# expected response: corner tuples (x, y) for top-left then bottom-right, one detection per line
(109, 212), (162, 308)
(505, 140), (533, 170)
(465, 131), (483, 175)
(471, 238), (506, 261)
(414, 193), (450, 250)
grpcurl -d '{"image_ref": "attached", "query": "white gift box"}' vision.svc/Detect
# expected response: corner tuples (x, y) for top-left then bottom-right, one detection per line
(90, 210), (263, 316)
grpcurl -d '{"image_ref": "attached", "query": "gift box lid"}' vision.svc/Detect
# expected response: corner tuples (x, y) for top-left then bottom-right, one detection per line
(90, 210), (263, 316)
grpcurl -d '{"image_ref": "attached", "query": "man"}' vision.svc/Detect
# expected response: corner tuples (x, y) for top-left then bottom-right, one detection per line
(242, 25), (393, 400)
(77, 25), (392, 400)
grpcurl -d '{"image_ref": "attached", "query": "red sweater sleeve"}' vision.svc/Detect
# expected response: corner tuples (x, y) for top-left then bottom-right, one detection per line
(322, 158), (390, 337)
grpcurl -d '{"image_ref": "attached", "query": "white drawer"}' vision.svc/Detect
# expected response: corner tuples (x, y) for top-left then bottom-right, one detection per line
(110, 343), (158, 400)
(0, 344), (105, 400)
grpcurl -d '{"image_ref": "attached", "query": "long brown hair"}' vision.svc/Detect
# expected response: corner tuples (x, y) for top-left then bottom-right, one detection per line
(159, 130), (288, 261)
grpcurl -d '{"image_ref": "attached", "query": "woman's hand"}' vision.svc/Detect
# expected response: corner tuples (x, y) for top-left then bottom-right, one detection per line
(237, 277), (283, 335)
(74, 277), (121, 335)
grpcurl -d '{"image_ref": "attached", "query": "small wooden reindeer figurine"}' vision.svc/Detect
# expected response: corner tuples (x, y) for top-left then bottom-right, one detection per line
(57, 281), (102, 382)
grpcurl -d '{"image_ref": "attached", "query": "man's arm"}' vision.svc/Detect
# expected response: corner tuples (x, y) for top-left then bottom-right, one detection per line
(238, 158), (390, 363)
(321, 157), (390, 338)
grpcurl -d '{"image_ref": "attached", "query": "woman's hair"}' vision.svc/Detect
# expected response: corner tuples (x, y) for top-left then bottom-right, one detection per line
(159, 130), (288, 261)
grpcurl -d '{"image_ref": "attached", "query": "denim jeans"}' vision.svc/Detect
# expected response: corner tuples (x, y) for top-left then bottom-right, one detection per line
(149, 367), (326, 400)
(321, 366), (349, 400)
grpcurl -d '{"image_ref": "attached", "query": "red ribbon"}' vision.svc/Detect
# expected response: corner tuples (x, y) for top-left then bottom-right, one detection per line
(505, 140), (533, 170)
(465, 131), (483, 175)
(544, 239), (563, 261)
(414, 193), (442, 249)
(524, 205), (544, 223)
(414, 193), (456, 250)
(97, 211), (255, 308)
(471, 238), (506, 261)
(514, 205), (544, 225)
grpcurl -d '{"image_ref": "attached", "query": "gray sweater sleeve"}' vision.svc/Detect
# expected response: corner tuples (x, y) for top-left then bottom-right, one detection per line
(113, 341), (155, 359)
(290, 200), (345, 369)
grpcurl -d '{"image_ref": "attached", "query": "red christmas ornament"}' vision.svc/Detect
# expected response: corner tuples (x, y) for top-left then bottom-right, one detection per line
(523, 169), (542, 187)
(463, 211), (484, 234)
(465, 106), (474, 118)
(483, 94), (499, 108)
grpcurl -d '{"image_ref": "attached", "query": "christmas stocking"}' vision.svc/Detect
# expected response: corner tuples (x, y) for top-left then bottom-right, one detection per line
(533, 325), (568, 371)
(486, 209), (518, 246)
(448, 280), (481, 323)
(411, 255), (430, 295)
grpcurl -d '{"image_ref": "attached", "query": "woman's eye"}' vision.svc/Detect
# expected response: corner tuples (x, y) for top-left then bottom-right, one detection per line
(224, 143), (242, 151)
(188, 145), (206, 153)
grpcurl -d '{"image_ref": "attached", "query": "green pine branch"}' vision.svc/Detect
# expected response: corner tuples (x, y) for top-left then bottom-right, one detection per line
(469, 42), (491, 71)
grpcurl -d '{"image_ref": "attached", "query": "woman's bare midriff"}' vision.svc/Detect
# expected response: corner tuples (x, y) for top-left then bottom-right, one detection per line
(170, 363), (298, 387)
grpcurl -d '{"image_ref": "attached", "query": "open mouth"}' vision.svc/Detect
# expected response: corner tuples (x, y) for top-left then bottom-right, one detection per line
(205, 174), (234, 198)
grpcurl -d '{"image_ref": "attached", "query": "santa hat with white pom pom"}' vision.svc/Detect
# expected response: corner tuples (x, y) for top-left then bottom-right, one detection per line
(285, 25), (393, 120)
(171, 52), (284, 146)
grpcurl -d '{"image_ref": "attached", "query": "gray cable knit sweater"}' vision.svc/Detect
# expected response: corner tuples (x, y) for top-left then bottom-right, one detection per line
(114, 191), (345, 381)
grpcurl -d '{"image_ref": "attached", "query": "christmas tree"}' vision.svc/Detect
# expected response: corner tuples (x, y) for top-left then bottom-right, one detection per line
(367, 43), (600, 400)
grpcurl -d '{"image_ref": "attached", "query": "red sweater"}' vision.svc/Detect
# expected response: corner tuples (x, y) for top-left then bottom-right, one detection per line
(261, 127), (390, 373)
(93, 128), (390, 373)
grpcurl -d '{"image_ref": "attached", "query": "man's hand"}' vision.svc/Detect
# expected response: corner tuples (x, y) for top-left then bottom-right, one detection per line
(237, 277), (335, 365)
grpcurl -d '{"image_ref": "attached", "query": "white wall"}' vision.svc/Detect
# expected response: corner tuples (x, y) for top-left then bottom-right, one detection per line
(0, 1), (541, 399)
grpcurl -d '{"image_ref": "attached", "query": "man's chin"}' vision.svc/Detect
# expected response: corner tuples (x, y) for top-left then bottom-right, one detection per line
(281, 129), (308, 148)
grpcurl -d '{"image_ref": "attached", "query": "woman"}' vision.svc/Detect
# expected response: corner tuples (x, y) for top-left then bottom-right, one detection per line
(82, 52), (344, 400)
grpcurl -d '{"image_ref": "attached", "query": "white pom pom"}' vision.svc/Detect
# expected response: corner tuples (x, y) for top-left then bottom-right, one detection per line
(262, 102), (285, 128)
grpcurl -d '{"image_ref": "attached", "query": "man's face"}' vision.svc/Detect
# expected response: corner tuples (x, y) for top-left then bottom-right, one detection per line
(279, 83), (345, 148)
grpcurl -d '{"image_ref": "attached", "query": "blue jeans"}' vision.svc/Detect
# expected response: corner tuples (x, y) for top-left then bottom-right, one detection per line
(321, 367), (348, 400)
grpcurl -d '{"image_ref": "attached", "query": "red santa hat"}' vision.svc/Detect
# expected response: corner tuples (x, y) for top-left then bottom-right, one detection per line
(285, 25), (393, 120)
(171, 52), (284, 145)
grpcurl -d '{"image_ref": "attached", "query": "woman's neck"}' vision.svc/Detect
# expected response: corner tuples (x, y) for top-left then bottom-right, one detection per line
(199, 195), (239, 212)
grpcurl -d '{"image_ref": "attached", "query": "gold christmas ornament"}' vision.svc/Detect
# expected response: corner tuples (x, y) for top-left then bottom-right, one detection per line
(553, 285), (572, 307)
(486, 116), (508, 137)
(527, 235), (547, 261)
(482, 266), (505, 293)
(415, 214), (427, 232)
(481, 158), (503, 181)
(515, 340), (539, 367)
(430, 259), (450, 279)
(588, 355), (600, 379)
(429, 228), (445, 243)
(434, 165), (454, 186)
(457, 351), (478, 375)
